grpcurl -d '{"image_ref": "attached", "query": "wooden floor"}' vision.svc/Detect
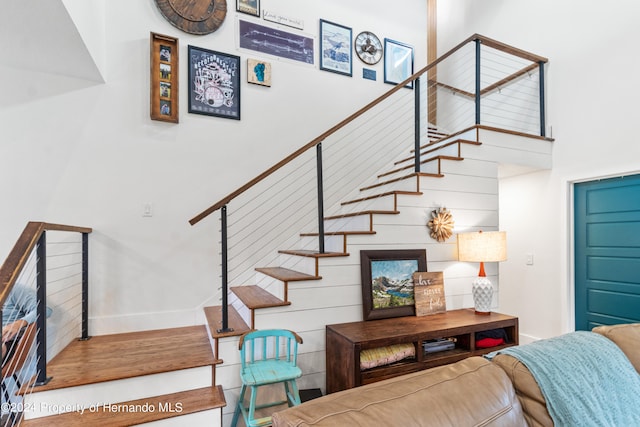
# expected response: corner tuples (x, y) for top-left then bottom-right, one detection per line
(34, 325), (220, 392)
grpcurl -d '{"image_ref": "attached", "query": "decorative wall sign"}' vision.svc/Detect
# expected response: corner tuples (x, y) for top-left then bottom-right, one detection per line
(154, 0), (227, 35)
(263, 10), (304, 30)
(363, 68), (376, 81)
(239, 20), (314, 64)
(150, 32), (179, 123)
(188, 46), (240, 119)
(236, 0), (259, 17)
(384, 38), (414, 88)
(360, 249), (427, 321)
(319, 19), (352, 76)
(413, 272), (446, 316)
(427, 207), (454, 242)
(247, 58), (271, 86)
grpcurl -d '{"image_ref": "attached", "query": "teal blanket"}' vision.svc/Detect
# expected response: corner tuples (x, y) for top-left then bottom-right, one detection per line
(487, 331), (640, 426)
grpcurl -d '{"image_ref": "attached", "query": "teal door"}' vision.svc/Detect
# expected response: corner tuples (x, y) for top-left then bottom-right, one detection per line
(575, 174), (640, 330)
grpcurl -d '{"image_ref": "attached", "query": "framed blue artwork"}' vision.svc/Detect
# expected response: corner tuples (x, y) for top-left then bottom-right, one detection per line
(319, 19), (352, 76)
(384, 38), (414, 89)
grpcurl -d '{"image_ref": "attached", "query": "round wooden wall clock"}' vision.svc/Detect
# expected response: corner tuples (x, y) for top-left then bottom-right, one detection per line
(155, 0), (227, 35)
(355, 31), (383, 65)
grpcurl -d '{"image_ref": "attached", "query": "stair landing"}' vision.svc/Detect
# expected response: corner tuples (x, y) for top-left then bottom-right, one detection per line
(33, 325), (220, 392)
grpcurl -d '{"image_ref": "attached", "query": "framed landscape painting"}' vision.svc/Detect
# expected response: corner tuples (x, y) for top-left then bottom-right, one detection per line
(360, 249), (427, 320)
(319, 19), (352, 76)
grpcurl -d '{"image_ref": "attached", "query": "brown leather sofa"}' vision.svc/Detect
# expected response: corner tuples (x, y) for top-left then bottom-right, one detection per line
(272, 324), (640, 427)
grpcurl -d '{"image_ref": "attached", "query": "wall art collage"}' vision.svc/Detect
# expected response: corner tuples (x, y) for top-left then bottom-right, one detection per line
(150, 1), (414, 122)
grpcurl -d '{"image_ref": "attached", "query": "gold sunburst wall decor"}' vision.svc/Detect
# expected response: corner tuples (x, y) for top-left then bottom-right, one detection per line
(427, 207), (455, 242)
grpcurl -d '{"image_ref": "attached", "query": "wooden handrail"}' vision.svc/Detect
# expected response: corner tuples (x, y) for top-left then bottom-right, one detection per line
(189, 34), (548, 226)
(0, 222), (92, 306)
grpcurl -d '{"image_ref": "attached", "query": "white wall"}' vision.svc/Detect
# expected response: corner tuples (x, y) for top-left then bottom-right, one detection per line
(438, 0), (640, 341)
(0, 0), (427, 334)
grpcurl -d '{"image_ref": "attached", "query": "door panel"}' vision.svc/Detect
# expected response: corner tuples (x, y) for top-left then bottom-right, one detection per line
(575, 175), (640, 330)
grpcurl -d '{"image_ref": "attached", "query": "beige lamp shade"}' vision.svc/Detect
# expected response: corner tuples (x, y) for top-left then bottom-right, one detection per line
(457, 231), (507, 263)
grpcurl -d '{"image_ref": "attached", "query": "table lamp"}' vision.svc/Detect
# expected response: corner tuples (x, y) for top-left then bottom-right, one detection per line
(457, 230), (507, 315)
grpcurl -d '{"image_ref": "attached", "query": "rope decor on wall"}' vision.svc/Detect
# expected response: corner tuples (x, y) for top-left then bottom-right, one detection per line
(427, 207), (455, 242)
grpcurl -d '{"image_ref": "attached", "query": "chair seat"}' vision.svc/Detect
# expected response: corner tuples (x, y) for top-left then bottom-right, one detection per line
(241, 360), (302, 386)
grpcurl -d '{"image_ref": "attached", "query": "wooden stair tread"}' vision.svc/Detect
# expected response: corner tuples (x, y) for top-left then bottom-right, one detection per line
(231, 285), (291, 309)
(324, 210), (399, 220)
(360, 173), (443, 191)
(300, 230), (376, 236)
(278, 249), (349, 258)
(379, 155), (463, 178)
(256, 267), (321, 281)
(341, 190), (423, 206)
(33, 326), (218, 392)
(21, 385), (226, 427)
(204, 305), (250, 339)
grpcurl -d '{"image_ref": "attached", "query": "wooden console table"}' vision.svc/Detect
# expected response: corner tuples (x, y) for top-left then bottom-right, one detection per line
(325, 309), (518, 393)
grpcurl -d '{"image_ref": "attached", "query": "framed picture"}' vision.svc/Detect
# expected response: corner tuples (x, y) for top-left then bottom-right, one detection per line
(237, 0), (259, 17)
(239, 20), (314, 65)
(150, 32), (178, 123)
(360, 249), (427, 320)
(188, 45), (241, 120)
(319, 19), (352, 76)
(247, 58), (271, 87)
(384, 38), (414, 89)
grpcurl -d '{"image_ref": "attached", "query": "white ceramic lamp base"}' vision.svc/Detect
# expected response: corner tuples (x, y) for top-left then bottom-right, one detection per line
(472, 276), (493, 314)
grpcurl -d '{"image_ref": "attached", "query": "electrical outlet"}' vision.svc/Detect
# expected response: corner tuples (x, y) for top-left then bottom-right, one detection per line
(526, 253), (534, 265)
(143, 203), (153, 217)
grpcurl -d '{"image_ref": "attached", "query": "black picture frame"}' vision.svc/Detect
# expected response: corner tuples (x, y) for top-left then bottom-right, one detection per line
(360, 249), (427, 320)
(319, 19), (353, 77)
(237, 0), (260, 17)
(384, 38), (414, 89)
(188, 45), (241, 120)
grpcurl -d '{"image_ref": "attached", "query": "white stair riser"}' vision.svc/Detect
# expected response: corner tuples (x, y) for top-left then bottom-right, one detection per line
(359, 176), (417, 196)
(340, 194), (395, 212)
(299, 234), (344, 253)
(324, 215), (370, 233)
(23, 366), (212, 419)
(278, 253), (317, 276)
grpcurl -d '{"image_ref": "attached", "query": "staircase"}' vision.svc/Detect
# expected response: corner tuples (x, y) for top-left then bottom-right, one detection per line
(203, 125), (552, 425)
(20, 326), (225, 426)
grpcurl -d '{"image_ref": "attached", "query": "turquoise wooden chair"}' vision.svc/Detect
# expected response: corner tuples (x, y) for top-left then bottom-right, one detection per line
(231, 329), (303, 427)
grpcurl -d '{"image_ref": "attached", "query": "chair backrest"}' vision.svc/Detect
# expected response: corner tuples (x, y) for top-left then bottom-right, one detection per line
(238, 329), (303, 370)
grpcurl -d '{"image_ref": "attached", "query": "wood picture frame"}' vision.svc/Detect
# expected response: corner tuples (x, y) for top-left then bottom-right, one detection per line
(150, 32), (179, 123)
(360, 249), (427, 320)
(319, 19), (352, 76)
(384, 38), (414, 89)
(237, 0), (260, 17)
(188, 45), (241, 120)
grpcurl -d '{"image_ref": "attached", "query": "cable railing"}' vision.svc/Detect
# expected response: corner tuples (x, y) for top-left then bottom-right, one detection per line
(0, 222), (91, 425)
(189, 34), (548, 332)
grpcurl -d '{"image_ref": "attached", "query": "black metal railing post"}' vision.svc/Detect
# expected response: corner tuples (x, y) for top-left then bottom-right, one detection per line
(414, 77), (421, 173)
(217, 205), (232, 333)
(539, 60), (546, 137)
(475, 38), (482, 125)
(35, 232), (51, 385)
(80, 232), (90, 341)
(316, 143), (325, 254)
